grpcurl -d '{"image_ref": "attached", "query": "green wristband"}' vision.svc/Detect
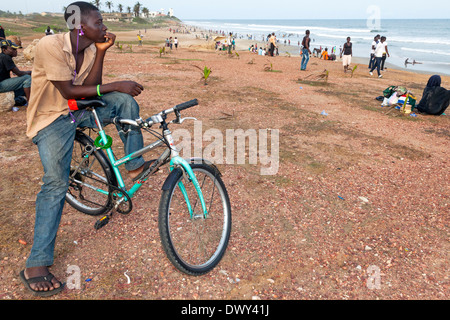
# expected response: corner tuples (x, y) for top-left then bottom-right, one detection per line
(97, 84), (103, 97)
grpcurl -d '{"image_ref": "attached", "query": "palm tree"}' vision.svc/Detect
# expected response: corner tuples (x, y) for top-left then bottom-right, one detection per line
(93, 0), (101, 10)
(133, 2), (141, 17)
(142, 7), (149, 18)
(117, 4), (123, 13)
(127, 6), (131, 14)
(105, 1), (113, 12)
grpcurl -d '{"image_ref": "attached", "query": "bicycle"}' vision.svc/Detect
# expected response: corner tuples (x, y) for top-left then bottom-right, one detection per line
(65, 98), (232, 276)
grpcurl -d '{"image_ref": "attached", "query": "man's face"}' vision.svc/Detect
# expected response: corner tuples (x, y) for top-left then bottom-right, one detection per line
(2, 46), (17, 58)
(82, 10), (107, 43)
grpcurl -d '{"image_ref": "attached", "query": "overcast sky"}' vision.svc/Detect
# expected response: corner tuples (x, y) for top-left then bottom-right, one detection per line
(1, 0), (449, 20)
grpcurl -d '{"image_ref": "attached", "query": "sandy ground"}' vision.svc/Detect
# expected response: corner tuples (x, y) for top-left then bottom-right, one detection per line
(0, 26), (449, 301)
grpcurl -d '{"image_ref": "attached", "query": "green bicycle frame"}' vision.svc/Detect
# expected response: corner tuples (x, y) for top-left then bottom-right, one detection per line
(92, 109), (209, 219)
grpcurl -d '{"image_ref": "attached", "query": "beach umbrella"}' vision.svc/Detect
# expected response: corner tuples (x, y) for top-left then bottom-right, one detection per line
(214, 36), (226, 42)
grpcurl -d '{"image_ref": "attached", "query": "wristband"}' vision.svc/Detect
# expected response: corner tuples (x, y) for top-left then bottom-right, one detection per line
(97, 85), (103, 97)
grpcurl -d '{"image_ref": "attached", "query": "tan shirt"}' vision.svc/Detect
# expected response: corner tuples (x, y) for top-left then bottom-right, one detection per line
(26, 32), (97, 138)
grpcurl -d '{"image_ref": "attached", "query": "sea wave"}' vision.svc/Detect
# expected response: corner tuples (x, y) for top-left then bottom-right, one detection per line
(401, 47), (450, 57)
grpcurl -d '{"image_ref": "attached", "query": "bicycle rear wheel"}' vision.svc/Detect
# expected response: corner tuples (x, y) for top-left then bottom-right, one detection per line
(159, 163), (232, 276)
(66, 131), (114, 216)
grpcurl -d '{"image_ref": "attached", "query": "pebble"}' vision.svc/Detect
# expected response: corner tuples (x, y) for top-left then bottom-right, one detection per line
(359, 196), (369, 203)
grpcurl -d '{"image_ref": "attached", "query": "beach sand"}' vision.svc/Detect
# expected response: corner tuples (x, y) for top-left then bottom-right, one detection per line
(0, 26), (448, 300)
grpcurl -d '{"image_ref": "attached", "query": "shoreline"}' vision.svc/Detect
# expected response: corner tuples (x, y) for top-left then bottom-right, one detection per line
(180, 21), (450, 77)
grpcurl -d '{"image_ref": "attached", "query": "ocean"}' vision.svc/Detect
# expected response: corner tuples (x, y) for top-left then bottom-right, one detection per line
(184, 19), (450, 75)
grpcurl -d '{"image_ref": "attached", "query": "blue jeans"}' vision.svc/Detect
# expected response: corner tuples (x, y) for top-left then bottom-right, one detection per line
(0, 74), (31, 98)
(26, 92), (145, 268)
(301, 49), (310, 70)
(370, 57), (382, 76)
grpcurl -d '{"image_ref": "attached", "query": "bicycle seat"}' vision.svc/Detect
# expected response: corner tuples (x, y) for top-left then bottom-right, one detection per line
(68, 98), (107, 111)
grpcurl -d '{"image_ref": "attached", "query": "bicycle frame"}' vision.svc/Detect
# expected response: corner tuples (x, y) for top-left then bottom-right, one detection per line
(90, 107), (209, 218)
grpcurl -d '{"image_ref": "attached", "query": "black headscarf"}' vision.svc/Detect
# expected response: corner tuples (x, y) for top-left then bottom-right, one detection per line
(426, 75), (441, 88)
(417, 74), (449, 115)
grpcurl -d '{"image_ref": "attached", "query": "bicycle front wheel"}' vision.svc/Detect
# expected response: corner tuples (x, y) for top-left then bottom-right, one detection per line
(159, 163), (232, 276)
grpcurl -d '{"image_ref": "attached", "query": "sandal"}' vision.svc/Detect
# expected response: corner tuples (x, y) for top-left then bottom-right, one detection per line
(19, 270), (65, 297)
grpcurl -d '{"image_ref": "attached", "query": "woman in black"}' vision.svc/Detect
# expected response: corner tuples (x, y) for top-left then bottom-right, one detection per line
(341, 37), (352, 73)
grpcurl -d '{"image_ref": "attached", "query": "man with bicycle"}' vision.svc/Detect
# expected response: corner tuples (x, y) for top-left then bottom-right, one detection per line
(22, 1), (151, 296)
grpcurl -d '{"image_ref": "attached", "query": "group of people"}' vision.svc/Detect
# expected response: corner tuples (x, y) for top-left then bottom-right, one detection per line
(369, 34), (389, 78)
(300, 31), (390, 77)
(165, 36), (179, 50)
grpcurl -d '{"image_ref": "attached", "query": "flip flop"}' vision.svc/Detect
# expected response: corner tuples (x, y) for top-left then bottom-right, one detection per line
(19, 270), (65, 297)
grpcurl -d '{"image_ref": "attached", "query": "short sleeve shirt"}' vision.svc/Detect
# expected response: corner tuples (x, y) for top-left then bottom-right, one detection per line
(374, 42), (385, 58)
(26, 33), (97, 138)
(0, 52), (16, 82)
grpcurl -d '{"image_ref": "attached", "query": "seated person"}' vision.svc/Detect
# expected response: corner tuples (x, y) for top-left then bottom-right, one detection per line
(22, 1), (150, 297)
(0, 39), (31, 106)
(0, 25), (5, 40)
(321, 48), (329, 60)
(416, 75), (450, 115)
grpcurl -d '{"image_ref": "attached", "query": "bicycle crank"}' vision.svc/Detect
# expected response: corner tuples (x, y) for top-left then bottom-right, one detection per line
(110, 186), (133, 215)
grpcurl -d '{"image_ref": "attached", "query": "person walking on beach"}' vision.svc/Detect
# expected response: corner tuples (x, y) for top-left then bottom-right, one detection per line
(341, 37), (352, 73)
(269, 33), (277, 57)
(380, 37), (390, 71)
(369, 35), (380, 70)
(301, 30), (311, 71)
(21, 1), (148, 297)
(370, 36), (386, 78)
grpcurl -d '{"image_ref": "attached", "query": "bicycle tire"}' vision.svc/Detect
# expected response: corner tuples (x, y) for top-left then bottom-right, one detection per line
(159, 163), (232, 276)
(66, 131), (115, 216)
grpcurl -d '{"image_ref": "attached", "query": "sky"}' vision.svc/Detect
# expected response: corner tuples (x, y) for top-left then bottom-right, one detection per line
(1, 0), (449, 20)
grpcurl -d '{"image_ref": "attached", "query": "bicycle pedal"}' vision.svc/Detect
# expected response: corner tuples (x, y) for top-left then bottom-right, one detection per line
(94, 215), (110, 230)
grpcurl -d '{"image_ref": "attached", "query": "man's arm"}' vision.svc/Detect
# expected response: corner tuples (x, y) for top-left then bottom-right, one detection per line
(51, 80), (143, 100)
(52, 32), (144, 100)
(11, 66), (31, 77)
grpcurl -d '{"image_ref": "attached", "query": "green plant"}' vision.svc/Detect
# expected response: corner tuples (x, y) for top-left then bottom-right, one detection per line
(202, 66), (212, 85)
(159, 46), (166, 57)
(351, 65), (358, 78)
(264, 61), (273, 72)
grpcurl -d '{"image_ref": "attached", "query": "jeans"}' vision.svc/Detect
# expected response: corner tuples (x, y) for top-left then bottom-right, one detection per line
(0, 74), (31, 98)
(26, 92), (145, 268)
(381, 54), (386, 71)
(368, 54), (375, 69)
(301, 49), (310, 70)
(370, 57), (382, 76)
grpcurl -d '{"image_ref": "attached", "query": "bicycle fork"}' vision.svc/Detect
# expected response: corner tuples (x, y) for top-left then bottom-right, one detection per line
(164, 129), (209, 219)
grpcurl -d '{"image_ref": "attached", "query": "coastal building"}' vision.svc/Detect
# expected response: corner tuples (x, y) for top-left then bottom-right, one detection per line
(103, 12), (133, 22)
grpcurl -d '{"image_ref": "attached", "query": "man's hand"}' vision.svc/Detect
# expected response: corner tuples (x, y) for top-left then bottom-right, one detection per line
(96, 32), (116, 52)
(114, 81), (144, 97)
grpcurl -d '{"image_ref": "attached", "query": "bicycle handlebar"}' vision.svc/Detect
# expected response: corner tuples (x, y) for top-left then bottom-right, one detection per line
(101, 99), (199, 128)
(174, 99), (199, 112)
